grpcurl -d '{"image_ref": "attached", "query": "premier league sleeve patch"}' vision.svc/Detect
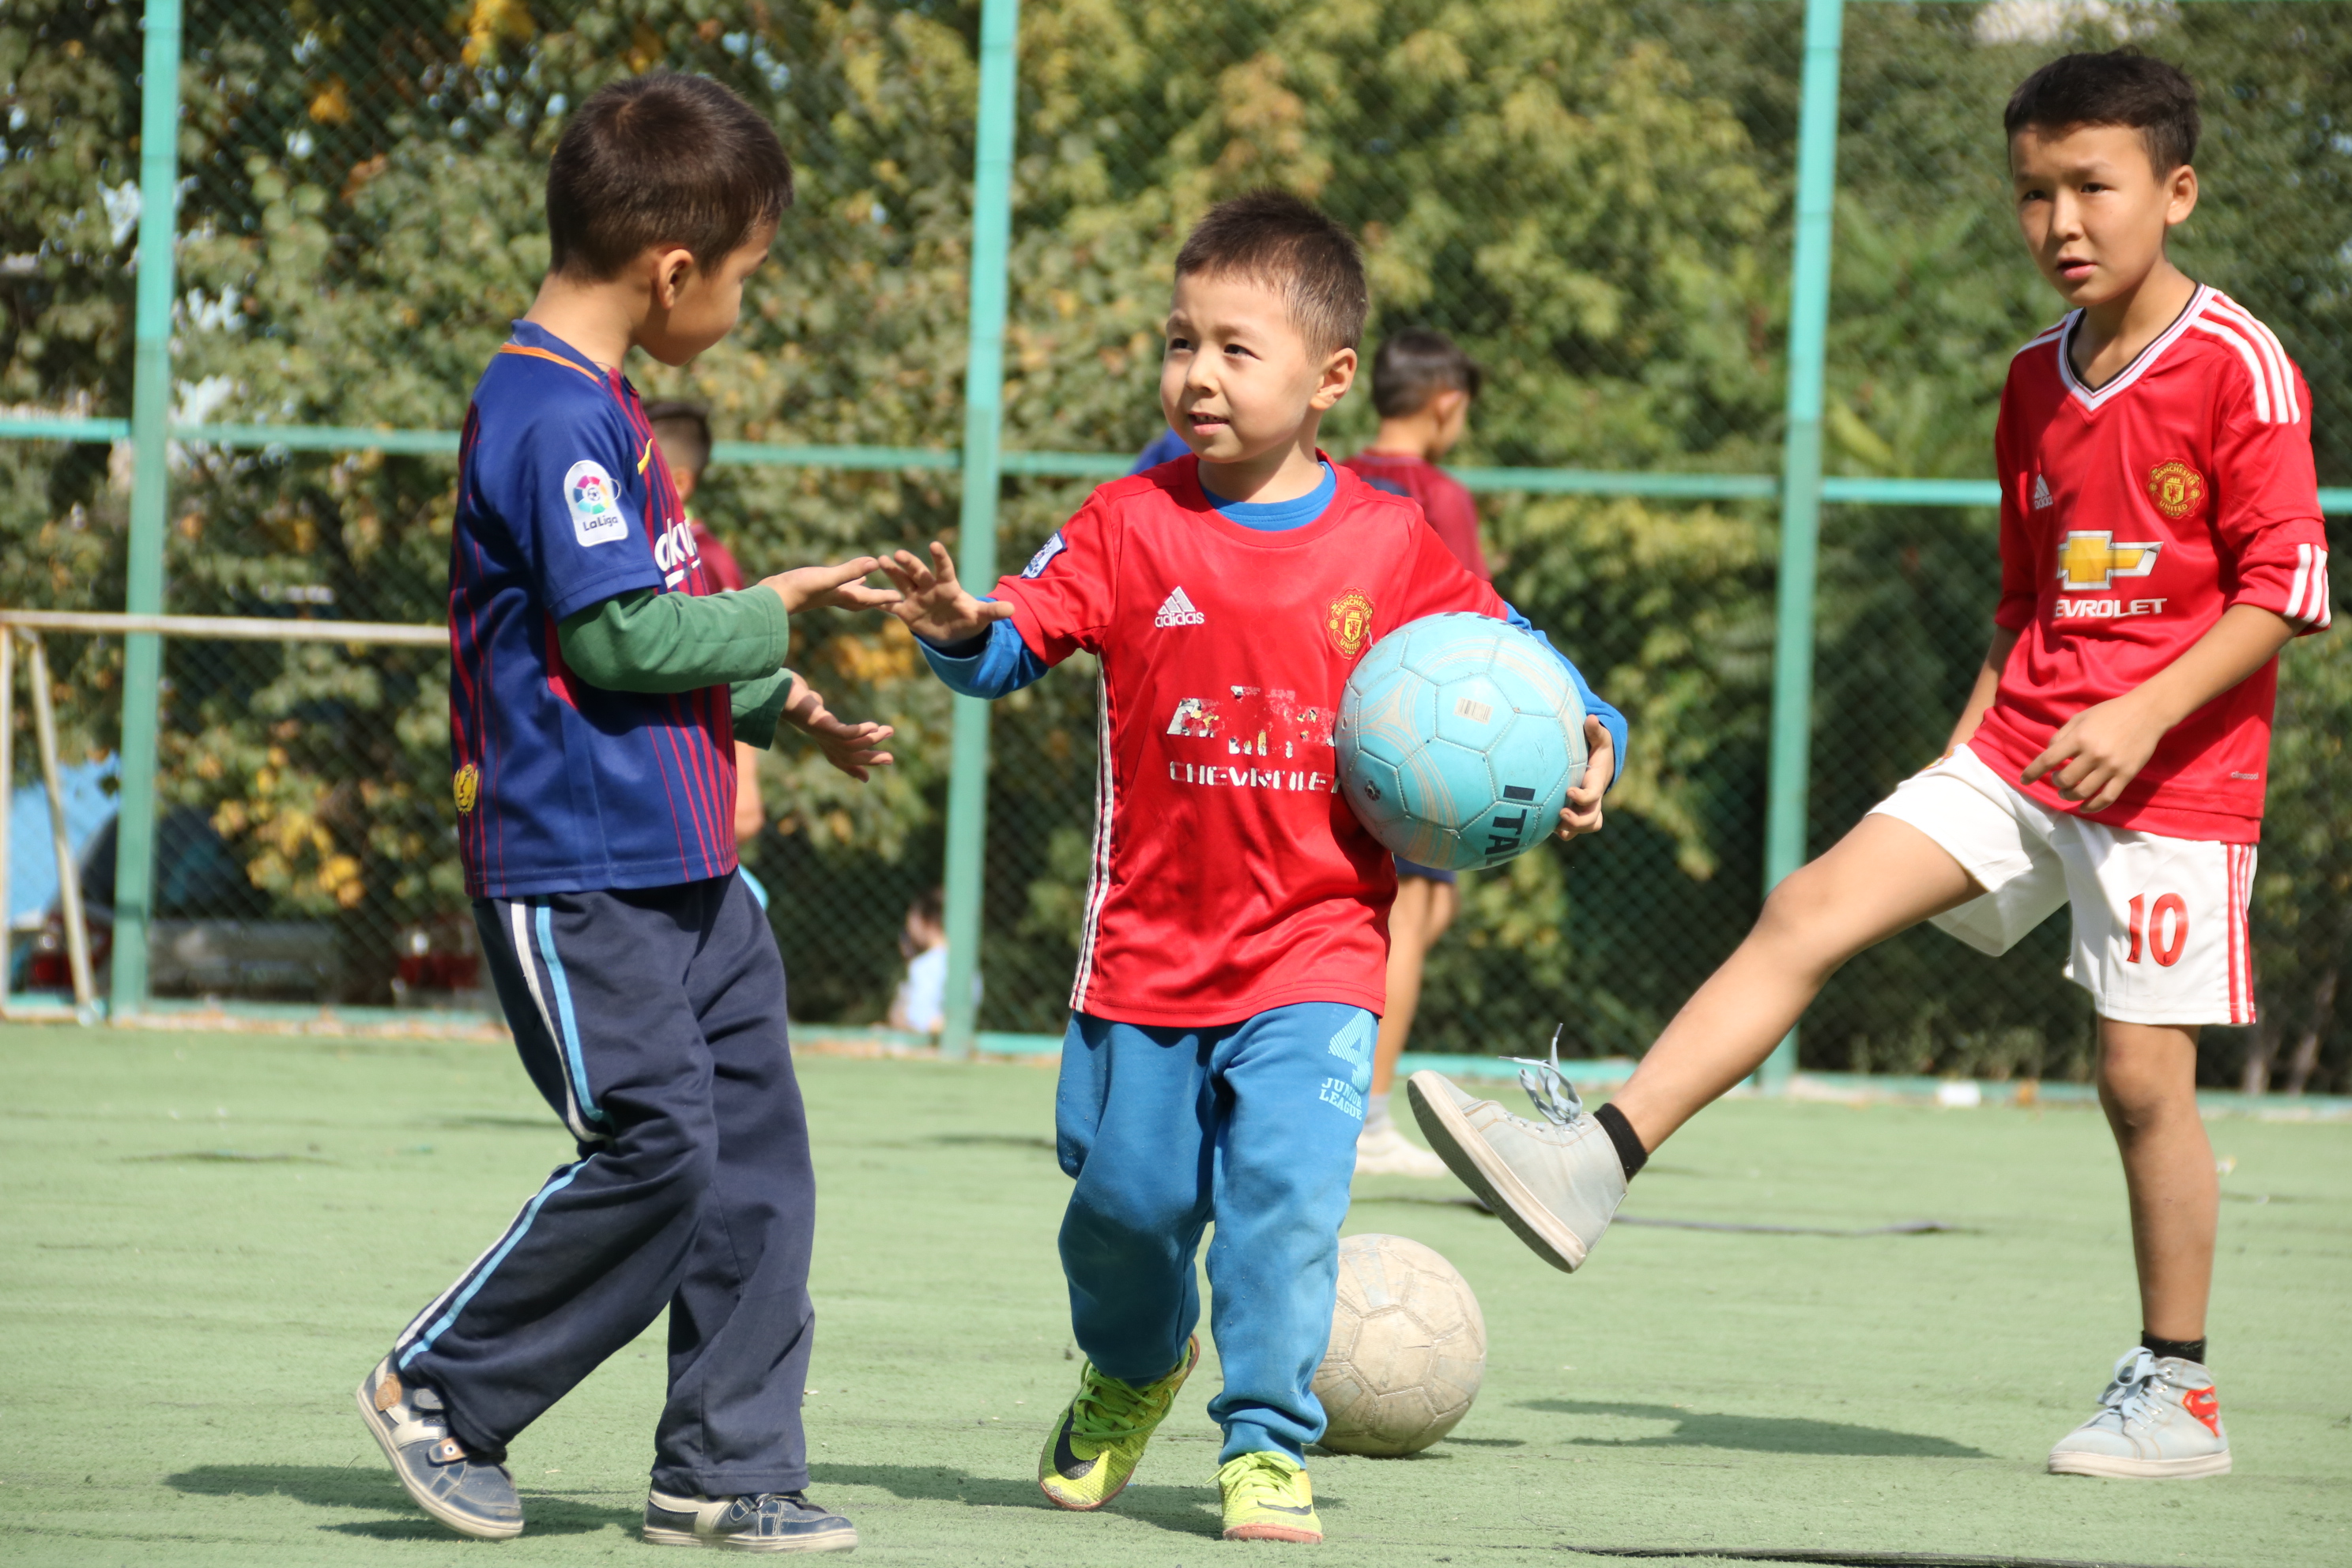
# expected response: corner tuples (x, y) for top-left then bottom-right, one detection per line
(564, 459), (628, 547)
(1022, 530), (1066, 579)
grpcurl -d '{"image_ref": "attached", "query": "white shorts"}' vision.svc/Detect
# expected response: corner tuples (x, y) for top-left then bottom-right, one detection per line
(1866, 744), (2256, 1027)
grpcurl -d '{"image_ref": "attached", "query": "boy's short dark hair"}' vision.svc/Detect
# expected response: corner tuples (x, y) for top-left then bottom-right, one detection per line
(1174, 190), (1369, 355)
(1370, 330), (1483, 420)
(644, 400), (713, 478)
(547, 72), (794, 281)
(2003, 50), (2199, 173)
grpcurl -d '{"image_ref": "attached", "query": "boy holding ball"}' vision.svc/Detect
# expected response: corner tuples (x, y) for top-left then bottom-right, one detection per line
(884, 191), (1625, 1541)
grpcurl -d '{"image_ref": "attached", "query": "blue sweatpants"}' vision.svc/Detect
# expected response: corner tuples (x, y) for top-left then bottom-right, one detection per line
(394, 873), (817, 1498)
(1055, 1001), (1374, 1463)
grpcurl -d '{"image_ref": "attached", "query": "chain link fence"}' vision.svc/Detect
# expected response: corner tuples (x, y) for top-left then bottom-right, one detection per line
(5, 2), (2347, 1090)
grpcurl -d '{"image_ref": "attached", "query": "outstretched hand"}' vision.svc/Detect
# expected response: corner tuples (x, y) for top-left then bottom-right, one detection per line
(758, 557), (900, 615)
(880, 542), (1016, 646)
(781, 672), (895, 783)
(1555, 716), (1614, 842)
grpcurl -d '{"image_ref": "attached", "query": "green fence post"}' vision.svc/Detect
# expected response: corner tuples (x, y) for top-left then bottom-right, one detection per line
(939, 0), (1022, 1060)
(111, 0), (186, 1020)
(1758, 0), (1845, 1093)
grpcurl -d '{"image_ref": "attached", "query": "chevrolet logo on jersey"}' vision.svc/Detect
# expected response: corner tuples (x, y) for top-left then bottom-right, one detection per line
(2057, 532), (2162, 591)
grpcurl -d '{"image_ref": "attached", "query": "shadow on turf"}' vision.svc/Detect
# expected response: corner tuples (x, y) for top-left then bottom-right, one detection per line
(166, 1465), (635, 1537)
(1521, 1401), (1990, 1458)
(807, 1462), (1257, 1537)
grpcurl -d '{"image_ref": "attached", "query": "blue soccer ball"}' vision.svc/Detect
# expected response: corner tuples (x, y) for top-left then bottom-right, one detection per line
(1336, 613), (1589, 871)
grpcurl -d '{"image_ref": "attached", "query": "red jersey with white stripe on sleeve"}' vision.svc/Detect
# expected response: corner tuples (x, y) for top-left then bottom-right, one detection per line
(992, 455), (1510, 1027)
(1968, 285), (2330, 844)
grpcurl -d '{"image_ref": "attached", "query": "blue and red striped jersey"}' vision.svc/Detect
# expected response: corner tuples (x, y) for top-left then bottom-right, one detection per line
(447, 321), (737, 897)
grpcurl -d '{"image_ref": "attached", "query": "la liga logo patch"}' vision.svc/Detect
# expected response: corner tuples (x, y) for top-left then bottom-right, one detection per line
(565, 458), (628, 546)
(2146, 460), (2206, 520)
(452, 763), (480, 815)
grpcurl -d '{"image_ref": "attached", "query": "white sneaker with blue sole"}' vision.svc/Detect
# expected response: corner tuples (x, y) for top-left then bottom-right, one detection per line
(2048, 1348), (2231, 1479)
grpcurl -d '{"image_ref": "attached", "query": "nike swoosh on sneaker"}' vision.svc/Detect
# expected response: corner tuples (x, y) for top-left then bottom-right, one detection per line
(1052, 1415), (1098, 1479)
(1256, 1502), (1316, 1517)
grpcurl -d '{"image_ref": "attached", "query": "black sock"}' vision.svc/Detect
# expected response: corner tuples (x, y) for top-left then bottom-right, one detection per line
(1593, 1102), (1648, 1182)
(2143, 1332), (2207, 1365)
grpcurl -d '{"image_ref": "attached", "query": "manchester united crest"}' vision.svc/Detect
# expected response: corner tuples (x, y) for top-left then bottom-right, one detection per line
(1325, 589), (1375, 657)
(453, 763), (480, 815)
(2146, 460), (2206, 520)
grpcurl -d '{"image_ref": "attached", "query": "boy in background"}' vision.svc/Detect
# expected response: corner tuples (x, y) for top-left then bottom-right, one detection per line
(354, 74), (894, 1549)
(647, 400), (766, 846)
(887, 887), (951, 1035)
(883, 191), (1626, 1542)
(643, 402), (748, 594)
(646, 399), (892, 860)
(1343, 330), (1489, 1178)
(1413, 51), (2328, 1481)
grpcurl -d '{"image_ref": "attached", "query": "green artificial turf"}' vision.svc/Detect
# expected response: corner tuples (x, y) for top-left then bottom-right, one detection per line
(1, 1022), (2346, 1567)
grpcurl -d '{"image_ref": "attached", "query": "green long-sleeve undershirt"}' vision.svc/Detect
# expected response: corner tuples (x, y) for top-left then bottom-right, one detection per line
(556, 586), (797, 748)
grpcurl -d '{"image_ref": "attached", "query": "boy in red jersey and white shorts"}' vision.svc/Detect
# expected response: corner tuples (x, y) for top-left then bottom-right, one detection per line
(884, 192), (1625, 1541)
(1409, 51), (2328, 1482)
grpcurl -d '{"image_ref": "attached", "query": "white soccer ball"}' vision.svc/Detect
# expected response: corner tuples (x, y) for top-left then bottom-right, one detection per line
(1311, 1233), (1487, 1456)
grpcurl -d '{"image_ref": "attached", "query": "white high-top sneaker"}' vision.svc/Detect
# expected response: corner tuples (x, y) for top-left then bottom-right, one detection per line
(2047, 1347), (2231, 1479)
(1405, 1046), (1626, 1272)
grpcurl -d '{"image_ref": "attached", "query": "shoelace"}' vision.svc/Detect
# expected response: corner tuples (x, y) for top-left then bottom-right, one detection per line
(1069, 1368), (1163, 1444)
(2098, 1347), (2166, 1426)
(1222, 1453), (1299, 1506)
(1504, 1026), (1587, 1129)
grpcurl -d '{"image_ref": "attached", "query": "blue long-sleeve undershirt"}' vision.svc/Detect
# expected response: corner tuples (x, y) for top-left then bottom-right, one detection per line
(917, 605), (1049, 698)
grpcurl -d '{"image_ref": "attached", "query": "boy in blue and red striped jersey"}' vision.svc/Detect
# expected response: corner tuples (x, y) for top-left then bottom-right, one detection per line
(883, 191), (1627, 1544)
(356, 73), (895, 1551)
(1414, 51), (2330, 1483)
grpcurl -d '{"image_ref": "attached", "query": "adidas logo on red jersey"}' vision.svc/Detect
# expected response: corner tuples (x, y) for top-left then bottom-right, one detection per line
(2032, 474), (2055, 510)
(1155, 586), (1206, 628)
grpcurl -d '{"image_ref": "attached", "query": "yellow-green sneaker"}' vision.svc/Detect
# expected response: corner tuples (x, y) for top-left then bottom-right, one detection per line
(1218, 1451), (1322, 1544)
(1036, 1336), (1199, 1511)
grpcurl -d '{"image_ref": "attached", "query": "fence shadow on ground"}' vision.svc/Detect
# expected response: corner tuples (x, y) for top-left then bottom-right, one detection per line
(1517, 1401), (1990, 1458)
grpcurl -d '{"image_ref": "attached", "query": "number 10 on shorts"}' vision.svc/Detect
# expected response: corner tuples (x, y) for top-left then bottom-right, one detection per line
(2126, 892), (2188, 967)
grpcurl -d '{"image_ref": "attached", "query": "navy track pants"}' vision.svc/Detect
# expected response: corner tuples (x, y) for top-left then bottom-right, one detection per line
(394, 873), (816, 1498)
(1055, 1002), (1374, 1463)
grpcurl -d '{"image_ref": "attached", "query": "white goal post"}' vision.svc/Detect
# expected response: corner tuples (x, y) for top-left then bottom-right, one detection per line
(0, 608), (444, 1023)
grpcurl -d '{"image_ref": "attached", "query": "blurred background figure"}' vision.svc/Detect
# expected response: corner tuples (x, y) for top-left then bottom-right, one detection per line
(1342, 330), (1488, 1178)
(888, 888), (951, 1036)
(646, 401), (765, 850)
